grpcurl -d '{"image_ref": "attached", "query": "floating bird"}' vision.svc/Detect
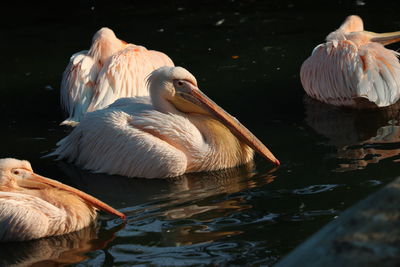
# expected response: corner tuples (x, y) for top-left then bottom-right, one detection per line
(50, 66), (280, 178)
(0, 158), (125, 241)
(300, 15), (400, 108)
(61, 27), (174, 125)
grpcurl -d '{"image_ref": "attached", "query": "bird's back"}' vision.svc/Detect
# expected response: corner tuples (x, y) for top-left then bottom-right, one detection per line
(87, 45), (174, 112)
(50, 96), (203, 178)
(300, 40), (400, 108)
(60, 28), (174, 125)
(60, 50), (99, 125)
(0, 188), (97, 241)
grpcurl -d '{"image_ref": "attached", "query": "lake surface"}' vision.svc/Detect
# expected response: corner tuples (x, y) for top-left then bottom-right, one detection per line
(1, 0), (400, 266)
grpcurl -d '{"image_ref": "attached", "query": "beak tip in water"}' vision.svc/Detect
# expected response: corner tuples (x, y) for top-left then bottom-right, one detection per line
(109, 209), (126, 220)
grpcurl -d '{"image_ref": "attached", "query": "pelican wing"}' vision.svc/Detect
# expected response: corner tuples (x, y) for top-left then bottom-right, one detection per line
(0, 192), (66, 241)
(50, 98), (200, 178)
(301, 41), (400, 107)
(301, 41), (361, 105)
(60, 51), (99, 124)
(358, 43), (400, 106)
(87, 45), (174, 112)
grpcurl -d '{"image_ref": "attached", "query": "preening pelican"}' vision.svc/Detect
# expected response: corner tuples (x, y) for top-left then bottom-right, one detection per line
(300, 15), (400, 108)
(61, 27), (174, 125)
(0, 158), (125, 241)
(50, 66), (280, 178)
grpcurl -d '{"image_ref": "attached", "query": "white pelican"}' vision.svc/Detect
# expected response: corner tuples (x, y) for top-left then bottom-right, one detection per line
(300, 15), (400, 108)
(61, 27), (174, 125)
(0, 158), (125, 241)
(50, 66), (280, 178)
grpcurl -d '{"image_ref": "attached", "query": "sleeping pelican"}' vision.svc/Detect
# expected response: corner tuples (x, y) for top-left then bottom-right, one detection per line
(0, 158), (125, 241)
(61, 27), (174, 125)
(50, 66), (280, 178)
(300, 15), (400, 108)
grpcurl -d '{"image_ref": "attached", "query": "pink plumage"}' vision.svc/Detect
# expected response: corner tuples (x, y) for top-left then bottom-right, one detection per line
(51, 67), (279, 179)
(300, 15), (400, 108)
(60, 27), (174, 125)
(0, 158), (124, 241)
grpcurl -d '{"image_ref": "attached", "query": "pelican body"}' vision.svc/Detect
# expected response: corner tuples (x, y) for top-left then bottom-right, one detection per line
(61, 27), (174, 125)
(0, 158), (125, 241)
(51, 66), (280, 178)
(300, 15), (400, 108)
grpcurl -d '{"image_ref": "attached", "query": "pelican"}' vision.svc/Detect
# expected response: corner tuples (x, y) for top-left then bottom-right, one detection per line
(300, 15), (400, 108)
(0, 158), (125, 241)
(50, 66), (280, 178)
(61, 27), (174, 125)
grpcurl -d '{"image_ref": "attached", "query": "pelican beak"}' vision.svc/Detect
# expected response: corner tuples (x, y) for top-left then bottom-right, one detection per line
(21, 173), (126, 220)
(368, 31), (400, 45)
(174, 80), (280, 166)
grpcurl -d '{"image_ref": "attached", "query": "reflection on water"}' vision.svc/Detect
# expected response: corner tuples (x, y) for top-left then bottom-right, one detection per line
(57, 161), (276, 207)
(304, 97), (400, 171)
(52, 161), (347, 265)
(57, 162), (277, 247)
(0, 223), (123, 267)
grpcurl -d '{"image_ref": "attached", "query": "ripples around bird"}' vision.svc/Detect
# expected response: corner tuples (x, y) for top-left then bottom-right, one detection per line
(0, 156), (363, 266)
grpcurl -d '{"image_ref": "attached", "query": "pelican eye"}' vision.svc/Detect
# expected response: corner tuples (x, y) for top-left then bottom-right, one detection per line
(177, 81), (184, 86)
(13, 170), (20, 175)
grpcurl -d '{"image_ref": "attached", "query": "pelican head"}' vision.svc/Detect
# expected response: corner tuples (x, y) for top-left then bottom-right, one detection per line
(91, 27), (118, 44)
(327, 15), (400, 46)
(0, 158), (33, 188)
(147, 66), (280, 166)
(0, 158), (125, 219)
(338, 15), (364, 33)
(88, 27), (126, 64)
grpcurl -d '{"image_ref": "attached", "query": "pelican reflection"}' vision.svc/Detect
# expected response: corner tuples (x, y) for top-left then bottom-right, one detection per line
(0, 222), (123, 267)
(56, 162), (277, 246)
(305, 96), (400, 171)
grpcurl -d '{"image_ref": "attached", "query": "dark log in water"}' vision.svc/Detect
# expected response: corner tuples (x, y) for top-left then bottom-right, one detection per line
(276, 177), (400, 267)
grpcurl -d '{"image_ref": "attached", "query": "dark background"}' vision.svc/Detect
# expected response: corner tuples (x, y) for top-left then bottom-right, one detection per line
(3, 0), (400, 123)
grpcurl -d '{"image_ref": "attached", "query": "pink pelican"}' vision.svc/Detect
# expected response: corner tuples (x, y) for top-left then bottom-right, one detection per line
(61, 27), (174, 125)
(0, 158), (125, 241)
(50, 66), (280, 178)
(300, 15), (400, 108)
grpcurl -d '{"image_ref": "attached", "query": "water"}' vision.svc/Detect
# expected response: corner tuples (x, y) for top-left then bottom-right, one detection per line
(1, 0), (400, 266)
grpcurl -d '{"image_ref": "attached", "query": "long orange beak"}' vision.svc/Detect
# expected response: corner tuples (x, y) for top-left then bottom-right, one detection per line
(175, 81), (280, 166)
(368, 31), (400, 45)
(24, 173), (126, 220)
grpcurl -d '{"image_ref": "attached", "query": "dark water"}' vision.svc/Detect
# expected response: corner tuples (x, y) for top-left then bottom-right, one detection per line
(1, 0), (400, 266)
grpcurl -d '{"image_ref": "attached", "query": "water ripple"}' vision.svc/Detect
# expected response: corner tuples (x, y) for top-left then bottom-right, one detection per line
(292, 184), (342, 195)
(288, 209), (338, 222)
(109, 240), (272, 266)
